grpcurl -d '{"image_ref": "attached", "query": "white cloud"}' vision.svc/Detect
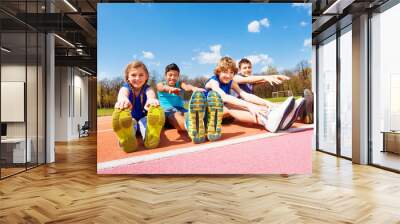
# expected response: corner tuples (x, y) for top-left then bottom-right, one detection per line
(292, 3), (311, 9)
(142, 51), (154, 59)
(293, 3), (312, 15)
(248, 20), (260, 33)
(246, 54), (273, 66)
(259, 18), (270, 27)
(248, 18), (270, 33)
(303, 38), (311, 47)
(300, 21), (308, 27)
(195, 44), (222, 64)
(262, 65), (270, 73)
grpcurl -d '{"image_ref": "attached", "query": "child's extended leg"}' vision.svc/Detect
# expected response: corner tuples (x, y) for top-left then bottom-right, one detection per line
(142, 106), (165, 149)
(224, 107), (264, 125)
(225, 96), (294, 133)
(167, 112), (186, 131)
(112, 108), (138, 153)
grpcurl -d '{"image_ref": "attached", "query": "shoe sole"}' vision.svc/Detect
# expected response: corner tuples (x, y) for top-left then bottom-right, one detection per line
(188, 91), (206, 144)
(276, 97), (295, 131)
(112, 109), (138, 153)
(144, 106), (165, 149)
(266, 97), (294, 133)
(281, 99), (306, 130)
(206, 91), (223, 141)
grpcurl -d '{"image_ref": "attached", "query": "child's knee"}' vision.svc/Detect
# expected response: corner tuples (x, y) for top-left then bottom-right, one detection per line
(223, 107), (230, 117)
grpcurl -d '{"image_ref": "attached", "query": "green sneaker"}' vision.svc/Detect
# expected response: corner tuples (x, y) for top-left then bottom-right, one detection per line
(187, 91), (206, 144)
(112, 108), (137, 153)
(144, 106), (165, 149)
(206, 91), (223, 141)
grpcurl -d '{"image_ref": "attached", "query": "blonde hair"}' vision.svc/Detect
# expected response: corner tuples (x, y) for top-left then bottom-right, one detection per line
(124, 60), (149, 82)
(214, 56), (238, 75)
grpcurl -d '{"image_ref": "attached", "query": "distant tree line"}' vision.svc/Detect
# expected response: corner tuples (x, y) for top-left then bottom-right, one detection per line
(97, 60), (312, 109)
(253, 60), (312, 98)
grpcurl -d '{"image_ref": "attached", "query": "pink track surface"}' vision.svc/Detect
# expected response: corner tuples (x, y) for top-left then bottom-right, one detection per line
(98, 130), (312, 174)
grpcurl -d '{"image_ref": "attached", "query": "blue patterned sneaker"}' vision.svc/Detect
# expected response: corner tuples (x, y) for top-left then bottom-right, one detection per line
(206, 91), (223, 141)
(187, 91), (206, 144)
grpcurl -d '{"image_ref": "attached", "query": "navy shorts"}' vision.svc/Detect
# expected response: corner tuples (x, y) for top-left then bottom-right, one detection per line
(164, 106), (188, 118)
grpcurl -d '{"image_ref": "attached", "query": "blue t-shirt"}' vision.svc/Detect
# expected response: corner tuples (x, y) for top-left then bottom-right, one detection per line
(122, 82), (149, 121)
(157, 81), (184, 110)
(205, 75), (233, 95)
(236, 73), (253, 94)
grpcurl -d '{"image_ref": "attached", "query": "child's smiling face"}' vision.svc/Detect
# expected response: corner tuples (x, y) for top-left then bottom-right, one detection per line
(219, 69), (234, 84)
(127, 67), (148, 89)
(239, 63), (252, 76)
(165, 70), (179, 86)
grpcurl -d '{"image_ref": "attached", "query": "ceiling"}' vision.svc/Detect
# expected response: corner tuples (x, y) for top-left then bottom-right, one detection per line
(311, 0), (390, 43)
(1, 0), (392, 76)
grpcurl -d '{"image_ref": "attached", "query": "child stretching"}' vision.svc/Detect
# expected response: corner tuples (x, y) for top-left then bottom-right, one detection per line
(156, 63), (205, 131)
(201, 56), (295, 133)
(112, 60), (165, 153)
(234, 58), (306, 130)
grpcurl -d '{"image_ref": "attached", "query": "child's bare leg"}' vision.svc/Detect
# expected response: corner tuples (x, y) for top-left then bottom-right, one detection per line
(167, 112), (186, 131)
(223, 106), (230, 118)
(263, 99), (275, 108)
(226, 108), (263, 126)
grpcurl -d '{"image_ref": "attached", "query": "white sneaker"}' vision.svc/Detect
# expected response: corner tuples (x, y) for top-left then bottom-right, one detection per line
(261, 96), (294, 133)
(280, 98), (306, 130)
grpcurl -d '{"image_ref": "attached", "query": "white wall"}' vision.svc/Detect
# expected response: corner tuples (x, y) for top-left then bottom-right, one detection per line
(54, 66), (69, 141)
(54, 67), (89, 141)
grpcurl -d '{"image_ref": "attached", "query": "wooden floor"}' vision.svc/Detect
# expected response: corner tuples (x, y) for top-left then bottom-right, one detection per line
(1, 135), (400, 223)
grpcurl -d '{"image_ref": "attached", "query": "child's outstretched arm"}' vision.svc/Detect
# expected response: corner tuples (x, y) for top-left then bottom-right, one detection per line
(233, 74), (290, 85)
(205, 80), (259, 110)
(232, 82), (273, 108)
(156, 82), (180, 95)
(115, 87), (131, 109)
(145, 88), (160, 110)
(181, 82), (205, 92)
(206, 80), (268, 122)
(233, 75), (267, 84)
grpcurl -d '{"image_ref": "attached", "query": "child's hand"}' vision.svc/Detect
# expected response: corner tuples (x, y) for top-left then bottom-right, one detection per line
(193, 87), (206, 92)
(264, 75), (290, 86)
(144, 98), (160, 110)
(168, 87), (181, 95)
(115, 98), (132, 110)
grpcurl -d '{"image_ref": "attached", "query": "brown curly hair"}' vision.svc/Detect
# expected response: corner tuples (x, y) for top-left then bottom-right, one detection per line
(214, 56), (238, 76)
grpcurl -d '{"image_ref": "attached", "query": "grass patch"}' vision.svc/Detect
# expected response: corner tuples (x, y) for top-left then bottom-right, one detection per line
(97, 108), (114, 117)
(265, 96), (301, 103)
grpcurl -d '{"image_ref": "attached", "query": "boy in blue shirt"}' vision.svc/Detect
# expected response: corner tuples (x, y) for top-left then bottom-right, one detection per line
(156, 63), (205, 132)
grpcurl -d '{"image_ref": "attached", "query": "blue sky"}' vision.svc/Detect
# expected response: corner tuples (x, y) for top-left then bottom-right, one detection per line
(98, 3), (311, 80)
